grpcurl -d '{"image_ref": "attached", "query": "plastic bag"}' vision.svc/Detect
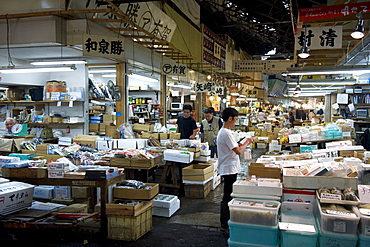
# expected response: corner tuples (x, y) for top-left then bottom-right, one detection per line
(116, 122), (135, 139)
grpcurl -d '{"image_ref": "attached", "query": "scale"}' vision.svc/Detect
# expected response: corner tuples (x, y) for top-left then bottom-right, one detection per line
(11, 123), (28, 136)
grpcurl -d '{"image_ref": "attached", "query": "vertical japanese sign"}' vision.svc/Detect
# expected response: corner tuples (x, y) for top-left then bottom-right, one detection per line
(83, 34), (124, 60)
(202, 25), (226, 70)
(295, 26), (342, 50)
(161, 63), (187, 76)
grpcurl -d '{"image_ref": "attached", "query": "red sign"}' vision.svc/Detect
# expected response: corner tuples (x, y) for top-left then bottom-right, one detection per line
(299, 2), (370, 22)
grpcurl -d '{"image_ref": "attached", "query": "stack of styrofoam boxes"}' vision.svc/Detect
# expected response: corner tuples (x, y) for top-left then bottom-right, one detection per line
(152, 194), (180, 217)
(227, 199), (281, 247)
(209, 159), (221, 190)
(316, 200), (359, 247)
(0, 156), (20, 176)
(33, 185), (54, 200)
(47, 162), (69, 178)
(231, 178), (282, 201)
(279, 202), (318, 247)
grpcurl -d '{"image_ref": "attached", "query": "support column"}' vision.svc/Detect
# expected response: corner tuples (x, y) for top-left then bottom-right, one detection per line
(116, 62), (125, 127)
(161, 74), (167, 125)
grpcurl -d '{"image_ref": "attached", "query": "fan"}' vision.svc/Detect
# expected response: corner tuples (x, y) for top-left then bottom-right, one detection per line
(107, 80), (121, 101)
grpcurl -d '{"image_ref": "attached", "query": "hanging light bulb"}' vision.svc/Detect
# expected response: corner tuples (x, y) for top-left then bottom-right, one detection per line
(298, 24), (310, 59)
(351, 11), (365, 39)
(207, 75), (212, 80)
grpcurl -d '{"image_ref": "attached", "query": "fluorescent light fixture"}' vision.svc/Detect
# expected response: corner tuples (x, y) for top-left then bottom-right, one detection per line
(287, 66), (370, 76)
(30, 59), (86, 65)
(102, 74), (116, 77)
(128, 74), (158, 82)
(166, 83), (192, 89)
(287, 79), (357, 85)
(88, 69), (116, 73)
(0, 66), (76, 73)
(287, 86), (343, 90)
(289, 92), (329, 96)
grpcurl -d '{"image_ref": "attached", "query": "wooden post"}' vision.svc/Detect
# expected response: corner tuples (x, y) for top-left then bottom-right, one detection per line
(116, 62), (125, 127)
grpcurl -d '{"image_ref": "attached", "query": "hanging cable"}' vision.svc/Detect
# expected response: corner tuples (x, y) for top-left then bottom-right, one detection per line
(6, 15), (15, 67)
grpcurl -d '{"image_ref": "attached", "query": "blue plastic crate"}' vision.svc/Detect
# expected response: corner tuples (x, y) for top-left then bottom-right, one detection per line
(358, 234), (370, 247)
(228, 221), (279, 246)
(9, 153), (35, 160)
(280, 212), (318, 247)
(227, 239), (278, 247)
(318, 229), (357, 247)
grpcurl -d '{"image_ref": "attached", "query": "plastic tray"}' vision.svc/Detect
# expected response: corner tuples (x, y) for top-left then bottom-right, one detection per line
(316, 190), (359, 205)
(228, 199), (280, 226)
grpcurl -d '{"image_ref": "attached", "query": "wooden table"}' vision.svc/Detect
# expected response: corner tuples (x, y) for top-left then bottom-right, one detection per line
(6, 173), (125, 238)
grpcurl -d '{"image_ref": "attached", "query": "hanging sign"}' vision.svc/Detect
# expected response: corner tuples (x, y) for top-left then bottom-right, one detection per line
(83, 34), (124, 60)
(161, 63), (187, 76)
(299, 2), (370, 22)
(295, 26), (342, 50)
(232, 60), (294, 73)
(194, 82), (224, 95)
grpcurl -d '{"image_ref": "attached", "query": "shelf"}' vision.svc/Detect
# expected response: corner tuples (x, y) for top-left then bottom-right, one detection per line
(130, 104), (148, 106)
(26, 122), (84, 125)
(133, 111), (149, 114)
(354, 104), (370, 106)
(0, 100), (84, 103)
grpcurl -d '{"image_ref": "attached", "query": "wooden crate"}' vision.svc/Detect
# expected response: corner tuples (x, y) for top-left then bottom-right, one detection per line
(130, 155), (163, 168)
(2, 167), (47, 178)
(184, 180), (211, 199)
(108, 204), (152, 241)
(110, 157), (131, 167)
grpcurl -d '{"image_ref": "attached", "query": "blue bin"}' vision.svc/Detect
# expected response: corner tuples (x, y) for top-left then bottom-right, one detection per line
(358, 234), (370, 247)
(9, 153), (35, 160)
(227, 239), (279, 247)
(318, 229), (357, 247)
(228, 221), (279, 246)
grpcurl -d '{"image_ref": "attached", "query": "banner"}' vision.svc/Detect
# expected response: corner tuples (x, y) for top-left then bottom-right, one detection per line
(161, 63), (187, 76)
(83, 34), (124, 60)
(194, 82), (224, 95)
(232, 60), (294, 73)
(295, 26), (342, 50)
(299, 2), (370, 22)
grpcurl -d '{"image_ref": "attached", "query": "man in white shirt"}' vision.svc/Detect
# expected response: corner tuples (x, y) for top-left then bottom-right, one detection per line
(217, 108), (254, 235)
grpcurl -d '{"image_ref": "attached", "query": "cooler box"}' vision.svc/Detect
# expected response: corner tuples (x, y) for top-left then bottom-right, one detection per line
(279, 211), (318, 247)
(318, 228), (357, 247)
(228, 199), (280, 226)
(358, 234), (370, 247)
(228, 221), (279, 246)
(0, 182), (35, 215)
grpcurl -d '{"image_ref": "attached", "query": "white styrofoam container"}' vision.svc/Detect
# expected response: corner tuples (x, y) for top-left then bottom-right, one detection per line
(96, 140), (114, 151)
(193, 155), (210, 162)
(228, 199), (281, 226)
(233, 180), (283, 196)
(48, 170), (65, 178)
(357, 205), (370, 236)
(164, 149), (194, 163)
(0, 156), (20, 163)
(172, 139), (188, 146)
(212, 174), (221, 190)
(317, 200), (360, 235)
(33, 186), (54, 199)
(116, 139), (137, 149)
(153, 194), (178, 208)
(0, 178), (10, 184)
(0, 182), (35, 215)
(58, 137), (72, 146)
(153, 198), (180, 217)
(54, 186), (72, 199)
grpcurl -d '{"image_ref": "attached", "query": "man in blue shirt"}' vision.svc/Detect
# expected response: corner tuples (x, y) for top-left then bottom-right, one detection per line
(176, 104), (197, 139)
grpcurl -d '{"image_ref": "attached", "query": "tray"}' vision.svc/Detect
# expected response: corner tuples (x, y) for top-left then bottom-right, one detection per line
(316, 190), (359, 205)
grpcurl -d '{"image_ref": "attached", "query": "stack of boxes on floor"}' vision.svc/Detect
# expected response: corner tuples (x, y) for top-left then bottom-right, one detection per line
(230, 139), (370, 247)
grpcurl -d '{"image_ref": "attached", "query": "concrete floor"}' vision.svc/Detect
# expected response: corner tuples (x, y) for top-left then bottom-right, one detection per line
(0, 149), (262, 247)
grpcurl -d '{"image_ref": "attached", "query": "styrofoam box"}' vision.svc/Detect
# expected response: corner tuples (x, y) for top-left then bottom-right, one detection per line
(228, 199), (281, 226)
(317, 201), (360, 235)
(48, 170), (65, 178)
(256, 143), (267, 149)
(116, 139), (137, 149)
(228, 221), (279, 246)
(233, 180), (282, 196)
(0, 156), (20, 163)
(96, 140), (114, 151)
(54, 186), (72, 199)
(212, 174), (221, 190)
(269, 144), (281, 152)
(357, 205), (370, 236)
(153, 198), (180, 217)
(163, 149), (194, 164)
(279, 212), (318, 247)
(289, 134), (302, 143)
(153, 194), (178, 208)
(0, 182), (35, 216)
(33, 186), (54, 199)
(193, 155), (210, 162)
(172, 139), (188, 146)
(318, 228), (358, 247)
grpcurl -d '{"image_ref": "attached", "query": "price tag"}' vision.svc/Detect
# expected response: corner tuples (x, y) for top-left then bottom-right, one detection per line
(69, 101), (73, 107)
(326, 210), (356, 217)
(139, 118), (145, 124)
(321, 193), (342, 200)
(279, 222), (316, 233)
(57, 101), (62, 107)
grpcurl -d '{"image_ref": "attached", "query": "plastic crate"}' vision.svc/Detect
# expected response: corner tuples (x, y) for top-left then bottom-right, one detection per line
(279, 212), (318, 247)
(318, 229), (357, 247)
(358, 205), (370, 236)
(227, 239), (279, 247)
(228, 221), (279, 246)
(358, 234), (370, 247)
(228, 199), (280, 226)
(317, 201), (360, 235)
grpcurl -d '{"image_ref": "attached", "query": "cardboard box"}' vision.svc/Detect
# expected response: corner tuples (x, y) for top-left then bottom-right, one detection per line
(0, 182), (35, 216)
(99, 200), (153, 216)
(103, 115), (116, 123)
(73, 135), (98, 149)
(72, 187), (91, 199)
(105, 125), (120, 138)
(354, 150), (366, 160)
(32, 154), (63, 162)
(33, 186), (54, 199)
(58, 203), (88, 213)
(141, 132), (159, 139)
(89, 123), (99, 132)
(182, 164), (213, 181)
(54, 186), (72, 199)
(113, 183), (159, 200)
(99, 123), (110, 132)
(0, 138), (16, 152)
(110, 157), (131, 167)
(339, 150), (355, 157)
(169, 133), (181, 140)
(249, 162), (281, 179)
(2, 167), (47, 178)
(133, 124), (153, 132)
(184, 180), (211, 199)
(46, 80), (66, 93)
(159, 133), (169, 140)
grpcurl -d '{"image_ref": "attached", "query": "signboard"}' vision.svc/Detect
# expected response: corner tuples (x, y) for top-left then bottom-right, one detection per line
(72, 1), (177, 42)
(161, 63), (187, 76)
(83, 34), (124, 60)
(194, 82), (224, 95)
(299, 2), (370, 22)
(295, 26), (342, 50)
(203, 25), (226, 70)
(232, 60), (294, 73)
